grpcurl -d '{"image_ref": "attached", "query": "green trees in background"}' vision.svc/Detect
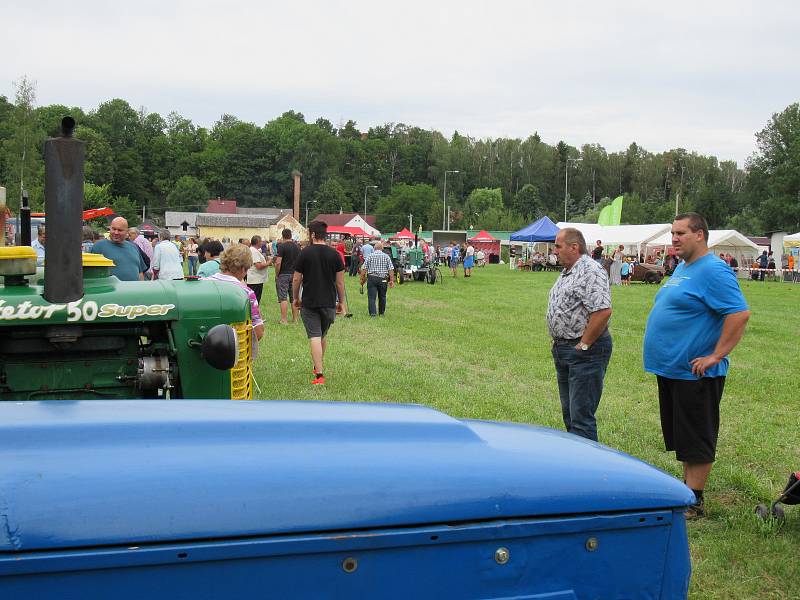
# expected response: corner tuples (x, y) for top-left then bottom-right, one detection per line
(0, 77), (797, 235)
(1, 78), (45, 210)
(375, 184), (438, 233)
(313, 178), (351, 216)
(166, 176), (210, 214)
(83, 183), (138, 224)
(745, 103), (800, 233)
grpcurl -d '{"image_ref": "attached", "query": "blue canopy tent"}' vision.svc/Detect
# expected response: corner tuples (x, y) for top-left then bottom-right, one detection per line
(509, 216), (560, 270)
(510, 216), (560, 242)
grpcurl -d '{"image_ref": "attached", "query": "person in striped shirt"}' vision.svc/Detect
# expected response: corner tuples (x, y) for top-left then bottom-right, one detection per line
(361, 242), (395, 317)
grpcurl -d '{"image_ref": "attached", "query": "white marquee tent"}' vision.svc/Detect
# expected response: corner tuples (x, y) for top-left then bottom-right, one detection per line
(785, 231), (800, 247)
(647, 229), (759, 253)
(647, 230), (760, 273)
(556, 222), (671, 256)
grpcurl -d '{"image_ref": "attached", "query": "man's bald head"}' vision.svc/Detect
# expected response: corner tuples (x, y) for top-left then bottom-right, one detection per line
(109, 217), (129, 244)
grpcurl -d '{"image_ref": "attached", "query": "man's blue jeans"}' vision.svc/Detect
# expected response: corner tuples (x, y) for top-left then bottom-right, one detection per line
(551, 332), (612, 442)
(367, 275), (388, 316)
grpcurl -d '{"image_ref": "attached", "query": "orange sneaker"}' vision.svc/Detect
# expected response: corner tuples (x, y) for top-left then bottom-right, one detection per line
(312, 374), (325, 385)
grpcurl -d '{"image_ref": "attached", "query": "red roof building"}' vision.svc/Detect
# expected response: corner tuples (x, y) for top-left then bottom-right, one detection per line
(314, 213), (380, 236)
(207, 199), (238, 214)
(315, 213), (377, 228)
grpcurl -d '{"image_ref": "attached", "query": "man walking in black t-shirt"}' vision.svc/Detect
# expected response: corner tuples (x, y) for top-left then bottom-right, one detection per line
(292, 221), (347, 385)
(275, 228), (301, 324)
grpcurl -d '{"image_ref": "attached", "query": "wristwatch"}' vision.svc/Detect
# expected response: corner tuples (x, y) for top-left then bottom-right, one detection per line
(578, 342), (590, 351)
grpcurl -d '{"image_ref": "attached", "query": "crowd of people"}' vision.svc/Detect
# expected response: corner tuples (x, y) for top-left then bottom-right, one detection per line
(22, 211), (760, 521)
(589, 238), (800, 285)
(67, 217), (434, 386)
(345, 238), (483, 281)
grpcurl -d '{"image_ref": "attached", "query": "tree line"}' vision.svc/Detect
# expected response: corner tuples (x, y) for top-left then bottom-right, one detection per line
(1, 77), (798, 235)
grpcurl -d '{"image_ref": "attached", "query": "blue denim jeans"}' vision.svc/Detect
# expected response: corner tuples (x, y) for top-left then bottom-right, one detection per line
(551, 332), (612, 442)
(367, 275), (388, 316)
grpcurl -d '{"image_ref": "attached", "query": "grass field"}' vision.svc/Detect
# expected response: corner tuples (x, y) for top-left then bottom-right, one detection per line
(252, 263), (799, 599)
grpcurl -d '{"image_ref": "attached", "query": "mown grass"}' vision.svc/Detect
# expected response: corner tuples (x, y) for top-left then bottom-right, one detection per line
(252, 264), (799, 599)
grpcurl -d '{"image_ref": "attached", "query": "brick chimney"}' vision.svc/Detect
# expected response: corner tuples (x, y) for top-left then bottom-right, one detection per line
(292, 170), (302, 222)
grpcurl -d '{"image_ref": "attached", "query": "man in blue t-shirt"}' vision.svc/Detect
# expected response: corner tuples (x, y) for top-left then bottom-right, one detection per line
(92, 217), (147, 281)
(643, 213), (750, 519)
(449, 241), (460, 277)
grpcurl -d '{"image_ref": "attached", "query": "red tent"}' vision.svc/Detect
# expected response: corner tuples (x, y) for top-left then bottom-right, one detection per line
(468, 230), (501, 263)
(469, 230), (496, 242)
(392, 227), (415, 240)
(327, 225), (370, 237)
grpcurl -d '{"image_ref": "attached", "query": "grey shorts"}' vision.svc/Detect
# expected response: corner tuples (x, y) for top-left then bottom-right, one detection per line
(300, 307), (336, 339)
(276, 272), (293, 302)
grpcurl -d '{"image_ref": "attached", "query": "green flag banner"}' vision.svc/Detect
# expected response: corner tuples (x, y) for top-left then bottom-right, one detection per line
(610, 195), (623, 225)
(598, 196), (624, 225)
(597, 205), (613, 225)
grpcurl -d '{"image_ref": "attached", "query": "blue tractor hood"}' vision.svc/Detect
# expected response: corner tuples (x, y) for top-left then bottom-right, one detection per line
(0, 400), (694, 552)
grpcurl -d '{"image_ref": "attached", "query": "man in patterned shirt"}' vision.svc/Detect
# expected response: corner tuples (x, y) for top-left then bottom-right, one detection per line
(361, 241), (395, 317)
(546, 228), (613, 441)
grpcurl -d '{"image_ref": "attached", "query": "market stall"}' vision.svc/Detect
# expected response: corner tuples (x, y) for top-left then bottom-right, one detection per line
(785, 232), (800, 281)
(509, 217), (561, 269)
(468, 230), (500, 264)
(511, 216), (560, 243)
(647, 229), (760, 278)
(327, 225), (371, 238)
(557, 222), (671, 259)
(391, 227), (415, 241)
(784, 231), (800, 247)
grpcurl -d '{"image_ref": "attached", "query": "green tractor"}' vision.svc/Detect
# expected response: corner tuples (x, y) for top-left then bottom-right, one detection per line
(397, 246), (432, 284)
(0, 118), (252, 401)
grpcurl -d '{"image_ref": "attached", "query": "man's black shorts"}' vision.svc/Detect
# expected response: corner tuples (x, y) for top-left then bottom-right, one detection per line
(657, 375), (725, 463)
(300, 307), (336, 339)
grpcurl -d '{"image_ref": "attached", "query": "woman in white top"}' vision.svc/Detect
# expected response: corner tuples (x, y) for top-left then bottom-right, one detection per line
(610, 244), (624, 286)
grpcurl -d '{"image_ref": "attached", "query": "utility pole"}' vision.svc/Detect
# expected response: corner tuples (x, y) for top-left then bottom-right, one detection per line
(443, 170), (459, 230)
(363, 185), (377, 216)
(305, 200), (317, 228)
(564, 158), (582, 221)
(676, 166), (686, 216)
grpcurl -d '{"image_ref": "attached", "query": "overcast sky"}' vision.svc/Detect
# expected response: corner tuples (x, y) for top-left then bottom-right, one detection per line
(3, 1), (798, 165)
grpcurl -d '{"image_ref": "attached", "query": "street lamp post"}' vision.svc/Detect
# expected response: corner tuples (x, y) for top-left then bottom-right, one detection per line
(443, 170), (460, 230)
(564, 158), (583, 222)
(363, 185), (377, 216)
(305, 199), (317, 227)
(676, 166), (686, 216)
